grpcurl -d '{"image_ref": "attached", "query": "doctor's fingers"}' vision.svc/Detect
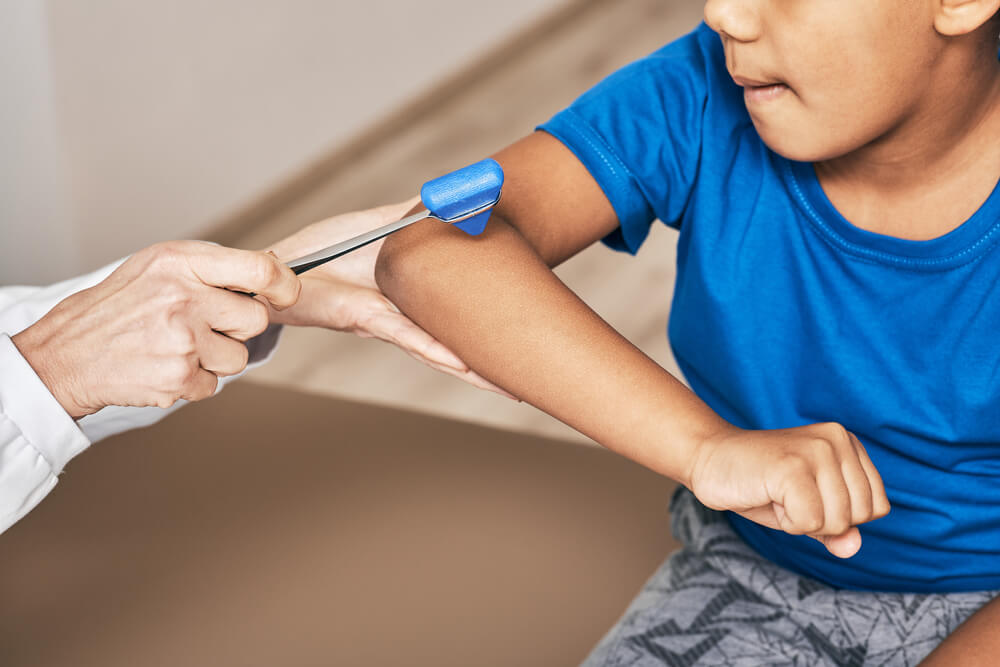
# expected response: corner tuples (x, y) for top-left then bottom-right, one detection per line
(176, 367), (220, 404)
(195, 327), (250, 377)
(184, 243), (301, 310)
(195, 288), (272, 342)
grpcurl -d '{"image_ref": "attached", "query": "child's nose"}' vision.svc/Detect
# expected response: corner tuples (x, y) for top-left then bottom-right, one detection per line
(704, 0), (762, 43)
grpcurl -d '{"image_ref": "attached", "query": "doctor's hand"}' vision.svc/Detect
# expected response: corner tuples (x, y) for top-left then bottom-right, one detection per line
(12, 241), (300, 418)
(264, 200), (511, 398)
(688, 421), (891, 559)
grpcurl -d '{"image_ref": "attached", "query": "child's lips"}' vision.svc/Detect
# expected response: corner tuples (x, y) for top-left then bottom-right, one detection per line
(732, 75), (790, 104)
(744, 83), (789, 104)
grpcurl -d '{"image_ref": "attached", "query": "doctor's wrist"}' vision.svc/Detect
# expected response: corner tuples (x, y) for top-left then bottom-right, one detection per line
(12, 326), (90, 419)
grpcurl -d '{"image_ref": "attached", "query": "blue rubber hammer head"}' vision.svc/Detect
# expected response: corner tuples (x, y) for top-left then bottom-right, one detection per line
(420, 158), (504, 236)
(281, 158), (505, 277)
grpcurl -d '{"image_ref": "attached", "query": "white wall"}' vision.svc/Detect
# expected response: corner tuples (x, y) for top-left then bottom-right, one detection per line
(1, 0), (565, 285)
(0, 2), (79, 284)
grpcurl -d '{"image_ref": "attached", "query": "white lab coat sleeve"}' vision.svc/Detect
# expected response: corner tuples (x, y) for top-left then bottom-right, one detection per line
(0, 333), (91, 533)
(0, 259), (282, 534)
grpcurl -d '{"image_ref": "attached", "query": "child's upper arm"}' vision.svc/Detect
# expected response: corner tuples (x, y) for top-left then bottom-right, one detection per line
(489, 130), (620, 268)
(389, 23), (722, 269)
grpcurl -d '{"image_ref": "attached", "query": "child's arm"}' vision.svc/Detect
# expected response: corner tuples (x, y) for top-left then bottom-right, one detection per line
(375, 132), (890, 557)
(918, 595), (1000, 665)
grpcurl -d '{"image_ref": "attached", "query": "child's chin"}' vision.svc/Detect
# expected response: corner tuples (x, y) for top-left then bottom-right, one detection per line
(754, 124), (847, 164)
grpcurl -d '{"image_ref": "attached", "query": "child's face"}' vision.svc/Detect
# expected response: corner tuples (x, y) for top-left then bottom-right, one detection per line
(704, 0), (941, 162)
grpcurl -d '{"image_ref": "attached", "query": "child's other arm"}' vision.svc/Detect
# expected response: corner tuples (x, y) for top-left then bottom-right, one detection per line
(376, 132), (889, 557)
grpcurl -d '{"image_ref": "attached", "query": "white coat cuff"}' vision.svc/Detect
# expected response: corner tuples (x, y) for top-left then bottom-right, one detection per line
(0, 333), (90, 469)
(0, 334), (90, 528)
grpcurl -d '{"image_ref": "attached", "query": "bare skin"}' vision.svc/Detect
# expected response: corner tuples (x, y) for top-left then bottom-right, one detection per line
(375, 0), (1000, 661)
(263, 199), (505, 396)
(707, 2), (1000, 659)
(920, 593), (1000, 665)
(706, 0), (1000, 239)
(12, 203), (502, 419)
(377, 132), (889, 559)
(13, 241), (301, 417)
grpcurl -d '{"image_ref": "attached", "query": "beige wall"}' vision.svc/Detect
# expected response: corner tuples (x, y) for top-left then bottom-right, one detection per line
(1, 0), (566, 285)
(0, 2), (80, 285)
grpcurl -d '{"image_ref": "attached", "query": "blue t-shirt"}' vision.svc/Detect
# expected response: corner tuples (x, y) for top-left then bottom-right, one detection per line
(540, 23), (1000, 593)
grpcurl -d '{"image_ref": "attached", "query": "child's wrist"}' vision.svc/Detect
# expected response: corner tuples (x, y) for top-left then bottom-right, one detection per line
(682, 419), (742, 490)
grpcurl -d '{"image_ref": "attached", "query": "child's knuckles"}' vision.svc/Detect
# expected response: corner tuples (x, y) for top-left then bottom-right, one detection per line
(816, 422), (852, 448)
(782, 490), (824, 534)
(793, 509), (824, 535)
(873, 496), (892, 519)
(843, 468), (875, 517)
(804, 437), (836, 459)
(824, 515), (851, 537)
(818, 421), (848, 437)
(776, 452), (814, 479)
(803, 517), (825, 535)
(850, 497), (875, 525)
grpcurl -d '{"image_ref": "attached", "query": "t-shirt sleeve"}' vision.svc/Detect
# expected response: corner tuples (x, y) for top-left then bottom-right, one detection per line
(538, 23), (723, 254)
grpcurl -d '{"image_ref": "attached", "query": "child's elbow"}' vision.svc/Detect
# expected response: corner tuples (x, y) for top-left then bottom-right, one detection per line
(376, 219), (485, 306)
(374, 236), (399, 297)
(374, 230), (418, 303)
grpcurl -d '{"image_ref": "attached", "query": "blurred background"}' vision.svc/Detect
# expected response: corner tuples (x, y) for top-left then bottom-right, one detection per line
(1, 1), (708, 665)
(1, 0), (704, 442)
(2, 0), (579, 285)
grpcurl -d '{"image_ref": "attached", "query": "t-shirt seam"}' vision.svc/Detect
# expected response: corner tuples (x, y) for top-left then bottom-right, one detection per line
(563, 108), (643, 196)
(787, 165), (1000, 271)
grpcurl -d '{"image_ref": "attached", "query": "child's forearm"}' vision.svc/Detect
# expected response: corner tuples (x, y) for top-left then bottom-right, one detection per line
(375, 211), (730, 486)
(375, 134), (889, 558)
(918, 595), (1000, 666)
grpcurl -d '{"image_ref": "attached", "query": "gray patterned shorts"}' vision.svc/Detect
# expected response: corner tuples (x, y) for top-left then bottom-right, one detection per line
(582, 488), (997, 667)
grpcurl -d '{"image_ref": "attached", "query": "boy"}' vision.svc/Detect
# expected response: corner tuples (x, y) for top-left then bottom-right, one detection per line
(375, 0), (1000, 664)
